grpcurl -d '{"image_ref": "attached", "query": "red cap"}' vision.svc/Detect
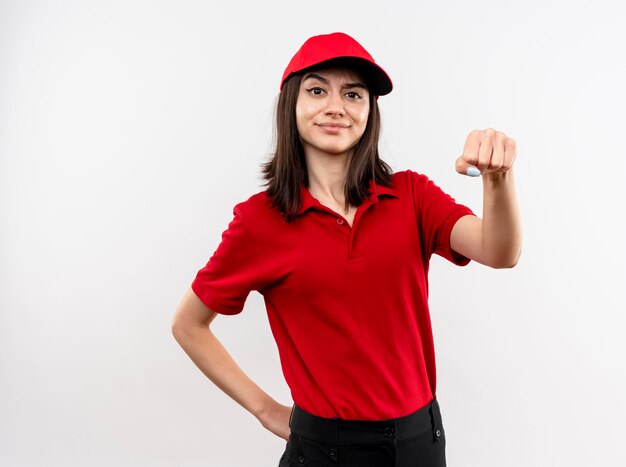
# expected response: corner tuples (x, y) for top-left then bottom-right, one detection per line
(280, 32), (393, 96)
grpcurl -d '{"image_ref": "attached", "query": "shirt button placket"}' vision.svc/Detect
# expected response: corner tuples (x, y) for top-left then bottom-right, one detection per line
(336, 218), (344, 225)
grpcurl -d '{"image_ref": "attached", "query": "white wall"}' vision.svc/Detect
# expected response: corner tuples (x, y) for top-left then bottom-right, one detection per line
(1, 1), (625, 466)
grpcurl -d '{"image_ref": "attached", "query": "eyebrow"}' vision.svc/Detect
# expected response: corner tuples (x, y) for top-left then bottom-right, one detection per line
(302, 72), (368, 90)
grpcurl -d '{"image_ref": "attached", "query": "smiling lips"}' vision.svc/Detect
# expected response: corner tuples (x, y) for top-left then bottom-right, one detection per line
(317, 122), (350, 134)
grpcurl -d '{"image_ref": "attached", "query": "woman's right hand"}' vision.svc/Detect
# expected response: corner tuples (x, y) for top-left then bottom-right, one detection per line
(257, 400), (292, 441)
(172, 290), (293, 442)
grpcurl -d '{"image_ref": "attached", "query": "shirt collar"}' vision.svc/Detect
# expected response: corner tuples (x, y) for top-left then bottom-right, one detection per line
(296, 178), (399, 216)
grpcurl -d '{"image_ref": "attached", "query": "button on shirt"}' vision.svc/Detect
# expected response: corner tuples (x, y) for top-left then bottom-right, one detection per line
(192, 170), (475, 420)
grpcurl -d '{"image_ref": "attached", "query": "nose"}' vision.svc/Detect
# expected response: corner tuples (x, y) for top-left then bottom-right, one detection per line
(324, 91), (344, 117)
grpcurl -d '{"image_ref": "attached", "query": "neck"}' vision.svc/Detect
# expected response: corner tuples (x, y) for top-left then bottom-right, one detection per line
(305, 148), (352, 204)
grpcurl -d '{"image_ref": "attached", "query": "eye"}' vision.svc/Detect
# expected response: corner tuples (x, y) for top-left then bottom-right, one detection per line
(306, 87), (325, 96)
(345, 91), (363, 100)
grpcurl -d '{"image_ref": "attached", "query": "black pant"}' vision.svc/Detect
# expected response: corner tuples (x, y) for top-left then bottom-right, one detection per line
(278, 398), (446, 467)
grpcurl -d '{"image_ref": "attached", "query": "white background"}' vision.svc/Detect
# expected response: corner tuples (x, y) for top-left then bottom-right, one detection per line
(1, 1), (625, 466)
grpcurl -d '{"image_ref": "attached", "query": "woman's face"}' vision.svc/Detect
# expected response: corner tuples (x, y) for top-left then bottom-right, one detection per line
(295, 68), (370, 159)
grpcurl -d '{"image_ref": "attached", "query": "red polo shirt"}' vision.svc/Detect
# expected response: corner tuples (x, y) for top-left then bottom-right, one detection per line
(192, 169), (475, 420)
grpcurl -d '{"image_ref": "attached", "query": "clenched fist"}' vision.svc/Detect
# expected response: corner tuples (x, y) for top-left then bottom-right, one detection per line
(456, 128), (517, 177)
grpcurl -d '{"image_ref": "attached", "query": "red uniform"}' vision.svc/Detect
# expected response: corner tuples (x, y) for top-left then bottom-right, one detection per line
(192, 170), (474, 420)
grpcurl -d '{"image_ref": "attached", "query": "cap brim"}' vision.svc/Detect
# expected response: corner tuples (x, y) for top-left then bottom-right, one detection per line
(288, 56), (393, 96)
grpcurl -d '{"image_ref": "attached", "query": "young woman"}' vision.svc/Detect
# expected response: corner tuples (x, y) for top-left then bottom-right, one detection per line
(172, 32), (521, 467)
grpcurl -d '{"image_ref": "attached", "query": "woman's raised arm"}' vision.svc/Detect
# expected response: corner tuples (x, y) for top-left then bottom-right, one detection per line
(450, 128), (522, 269)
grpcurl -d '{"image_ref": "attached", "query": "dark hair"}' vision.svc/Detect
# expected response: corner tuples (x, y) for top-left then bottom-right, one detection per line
(261, 69), (393, 222)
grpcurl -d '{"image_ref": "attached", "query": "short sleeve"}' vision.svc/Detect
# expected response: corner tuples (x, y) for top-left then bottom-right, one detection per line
(409, 170), (476, 265)
(191, 205), (264, 315)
